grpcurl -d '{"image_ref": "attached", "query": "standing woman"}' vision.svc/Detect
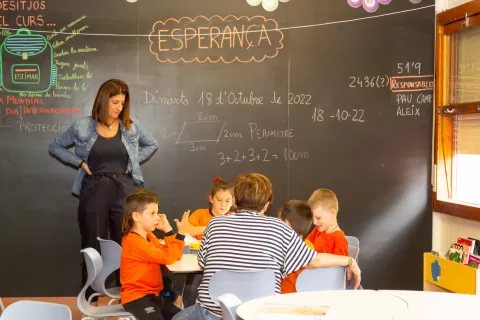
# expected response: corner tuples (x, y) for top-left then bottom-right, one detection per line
(49, 79), (158, 301)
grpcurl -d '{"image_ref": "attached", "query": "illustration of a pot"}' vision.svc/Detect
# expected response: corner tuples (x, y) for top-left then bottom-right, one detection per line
(0, 28), (57, 93)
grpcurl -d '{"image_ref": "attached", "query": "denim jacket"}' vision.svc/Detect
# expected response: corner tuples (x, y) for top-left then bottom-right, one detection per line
(49, 116), (158, 195)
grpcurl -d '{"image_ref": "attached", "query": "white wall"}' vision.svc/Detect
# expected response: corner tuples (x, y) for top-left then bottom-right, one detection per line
(432, 0), (478, 253)
(433, 212), (480, 251)
(436, 0), (472, 12)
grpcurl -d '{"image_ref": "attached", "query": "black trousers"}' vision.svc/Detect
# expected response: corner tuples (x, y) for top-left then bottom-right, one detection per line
(182, 273), (202, 308)
(78, 173), (135, 301)
(123, 293), (181, 320)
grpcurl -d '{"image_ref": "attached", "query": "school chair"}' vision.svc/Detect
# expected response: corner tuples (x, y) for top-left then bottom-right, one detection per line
(90, 237), (122, 305)
(78, 248), (135, 320)
(345, 236), (359, 248)
(209, 269), (275, 309)
(0, 300), (72, 320)
(296, 267), (346, 292)
(217, 293), (242, 320)
(346, 235), (360, 261)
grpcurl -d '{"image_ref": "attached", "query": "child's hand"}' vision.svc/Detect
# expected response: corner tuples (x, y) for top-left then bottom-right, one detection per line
(175, 210), (190, 235)
(156, 213), (173, 233)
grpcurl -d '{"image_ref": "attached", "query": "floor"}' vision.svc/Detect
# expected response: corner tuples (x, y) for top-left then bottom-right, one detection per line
(1, 296), (184, 320)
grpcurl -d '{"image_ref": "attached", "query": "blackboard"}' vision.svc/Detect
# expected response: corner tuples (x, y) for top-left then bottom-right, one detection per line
(0, 0), (435, 296)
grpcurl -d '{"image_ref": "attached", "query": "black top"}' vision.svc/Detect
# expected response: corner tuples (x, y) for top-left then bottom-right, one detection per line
(88, 128), (128, 174)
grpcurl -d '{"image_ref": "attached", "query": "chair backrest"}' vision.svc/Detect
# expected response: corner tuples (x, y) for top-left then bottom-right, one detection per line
(217, 293), (242, 320)
(296, 267), (346, 292)
(346, 236), (360, 261)
(78, 248), (103, 314)
(1, 301), (72, 320)
(0, 297), (5, 313)
(209, 269), (276, 306)
(346, 236), (359, 248)
(348, 245), (359, 261)
(93, 238), (122, 294)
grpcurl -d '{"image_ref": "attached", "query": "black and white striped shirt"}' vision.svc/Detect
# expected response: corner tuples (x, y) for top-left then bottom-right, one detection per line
(196, 211), (317, 317)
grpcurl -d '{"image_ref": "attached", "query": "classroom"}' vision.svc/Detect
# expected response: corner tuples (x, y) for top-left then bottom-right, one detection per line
(0, 0), (480, 319)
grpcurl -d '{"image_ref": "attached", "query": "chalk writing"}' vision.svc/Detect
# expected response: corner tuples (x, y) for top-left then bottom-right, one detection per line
(144, 90), (189, 105)
(397, 105), (420, 117)
(189, 143), (207, 152)
(332, 109), (365, 122)
(396, 93), (432, 104)
(198, 91), (264, 106)
(17, 120), (70, 133)
(390, 75), (434, 92)
(249, 122), (294, 140)
(397, 62), (422, 75)
(223, 129), (243, 139)
(196, 112), (217, 121)
(288, 93), (312, 105)
(312, 107), (365, 123)
(349, 75), (390, 88)
(0, 0), (48, 27)
(148, 15), (284, 63)
(217, 148), (309, 165)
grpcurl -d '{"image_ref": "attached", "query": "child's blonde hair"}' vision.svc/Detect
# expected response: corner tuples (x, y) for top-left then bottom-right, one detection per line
(307, 188), (339, 212)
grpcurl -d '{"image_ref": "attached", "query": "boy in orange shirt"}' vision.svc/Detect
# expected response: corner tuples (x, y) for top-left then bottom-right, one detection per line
(187, 177), (233, 240)
(307, 189), (348, 256)
(120, 189), (190, 320)
(278, 200), (315, 294)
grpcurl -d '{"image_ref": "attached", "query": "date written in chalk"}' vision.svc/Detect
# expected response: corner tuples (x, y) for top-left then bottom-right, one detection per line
(198, 91), (313, 106)
(312, 107), (365, 123)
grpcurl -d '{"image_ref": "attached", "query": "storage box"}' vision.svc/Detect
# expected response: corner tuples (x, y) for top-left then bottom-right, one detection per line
(424, 252), (480, 295)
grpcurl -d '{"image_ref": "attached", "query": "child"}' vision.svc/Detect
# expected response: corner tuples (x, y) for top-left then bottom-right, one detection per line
(120, 189), (190, 320)
(187, 177), (233, 240)
(307, 188), (348, 256)
(182, 177), (234, 309)
(278, 200), (315, 294)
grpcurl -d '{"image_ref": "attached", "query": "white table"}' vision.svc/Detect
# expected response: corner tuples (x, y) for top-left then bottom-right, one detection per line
(380, 290), (480, 319)
(166, 254), (202, 274)
(236, 290), (408, 320)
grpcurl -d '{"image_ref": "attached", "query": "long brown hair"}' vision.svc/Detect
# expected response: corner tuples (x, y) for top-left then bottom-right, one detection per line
(122, 189), (159, 235)
(91, 79), (132, 130)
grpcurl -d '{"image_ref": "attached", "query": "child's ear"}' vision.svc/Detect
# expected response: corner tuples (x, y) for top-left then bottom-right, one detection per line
(132, 211), (142, 222)
(330, 208), (337, 215)
(209, 195), (213, 204)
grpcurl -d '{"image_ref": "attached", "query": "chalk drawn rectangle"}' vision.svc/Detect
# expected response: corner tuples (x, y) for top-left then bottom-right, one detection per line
(176, 121), (226, 144)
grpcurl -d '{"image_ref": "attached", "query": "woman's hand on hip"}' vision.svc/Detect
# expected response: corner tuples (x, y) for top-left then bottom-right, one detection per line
(81, 162), (92, 175)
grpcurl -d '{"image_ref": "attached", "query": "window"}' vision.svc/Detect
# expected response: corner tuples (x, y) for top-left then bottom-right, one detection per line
(435, 1), (480, 220)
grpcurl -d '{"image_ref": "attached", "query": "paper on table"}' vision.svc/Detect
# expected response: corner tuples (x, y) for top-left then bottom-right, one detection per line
(256, 303), (330, 320)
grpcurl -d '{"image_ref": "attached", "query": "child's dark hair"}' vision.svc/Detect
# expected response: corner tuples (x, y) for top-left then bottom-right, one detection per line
(278, 200), (313, 237)
(210, 176), (233, 197)
(122, 189), (159, 235)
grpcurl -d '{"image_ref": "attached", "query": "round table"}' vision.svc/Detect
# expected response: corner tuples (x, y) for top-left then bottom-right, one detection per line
(236, 290), (408, 320)
(380, 290), (480, 319)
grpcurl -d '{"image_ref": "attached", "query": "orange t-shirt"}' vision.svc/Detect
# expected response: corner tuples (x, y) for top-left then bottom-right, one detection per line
(307, 228), (349, 256)
(281, 239), (315, 294)
(120, 232), (184, 304)
(189, 209), (231, 240)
